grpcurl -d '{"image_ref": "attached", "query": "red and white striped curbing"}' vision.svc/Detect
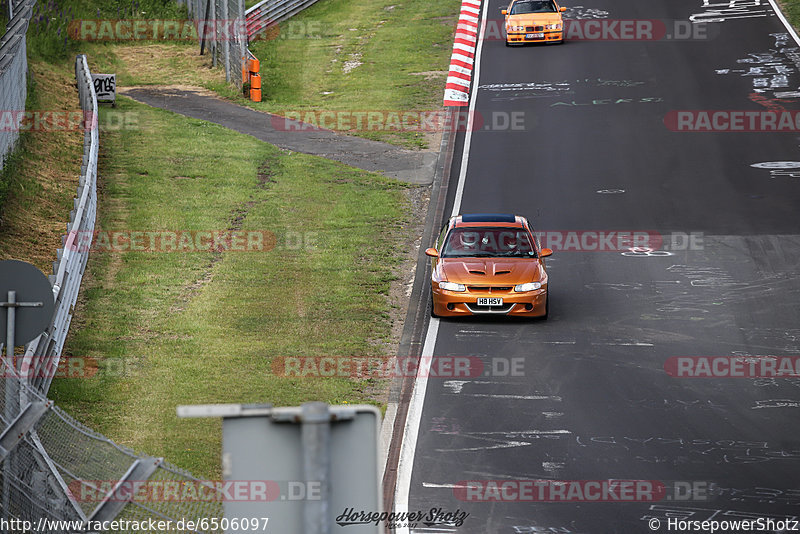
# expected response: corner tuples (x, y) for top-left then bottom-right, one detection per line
(443, 0), (482, 106)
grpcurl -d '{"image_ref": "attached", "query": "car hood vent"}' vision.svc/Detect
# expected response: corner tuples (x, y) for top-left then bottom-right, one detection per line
(469, 270), (486, 275)
(494, 270), (511, 275)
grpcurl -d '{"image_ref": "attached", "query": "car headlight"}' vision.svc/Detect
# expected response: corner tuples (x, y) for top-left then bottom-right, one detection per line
(439, 281), (466, 292)
(514, 282), (542, 292)
(508, 25), (525, 32)
(545, 23), (562, 30)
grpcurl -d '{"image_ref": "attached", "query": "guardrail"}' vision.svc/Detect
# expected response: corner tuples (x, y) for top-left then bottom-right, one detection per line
(245, 0), (322, 40)
(20, 55), (99, 398)
(0, 0), (34, 172)
(0, 55), (222, 532)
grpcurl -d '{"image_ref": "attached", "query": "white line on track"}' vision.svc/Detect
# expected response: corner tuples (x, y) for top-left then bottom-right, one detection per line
(393, 0), (490, 530)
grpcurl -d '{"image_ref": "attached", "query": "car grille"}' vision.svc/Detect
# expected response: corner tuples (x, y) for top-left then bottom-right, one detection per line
(467, 286), (513, 293)
(465, 303), (516, 314)
(526, 25), (544, 32)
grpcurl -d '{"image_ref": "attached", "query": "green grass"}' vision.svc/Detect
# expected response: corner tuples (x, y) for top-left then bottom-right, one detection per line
(50, 96), (410, 477)
(245, 0), (460, 147)
(783, 0), (800, 27)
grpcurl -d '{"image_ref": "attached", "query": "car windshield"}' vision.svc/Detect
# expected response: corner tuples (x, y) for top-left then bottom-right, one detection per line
(441, 227), (537, 258)
(511, 0), (557, 14)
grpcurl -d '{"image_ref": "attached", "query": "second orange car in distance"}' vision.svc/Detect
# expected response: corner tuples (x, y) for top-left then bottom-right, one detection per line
(426, 214), (552, 318)
(503, 0), (566, 46)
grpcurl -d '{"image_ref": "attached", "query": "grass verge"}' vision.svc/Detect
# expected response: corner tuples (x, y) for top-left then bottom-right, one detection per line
(49, 95), (410, 477)
(71, 0), (461, 148)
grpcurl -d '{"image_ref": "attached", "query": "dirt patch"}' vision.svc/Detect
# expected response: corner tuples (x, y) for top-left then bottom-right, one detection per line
(409, 70), (448, 81)
(108, 45), (221, 87)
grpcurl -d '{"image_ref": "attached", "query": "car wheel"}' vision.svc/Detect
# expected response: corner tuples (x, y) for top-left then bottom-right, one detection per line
(505, 40), (511, 47)
(542, 294), (549, 320)
(430, 291), (439, 318)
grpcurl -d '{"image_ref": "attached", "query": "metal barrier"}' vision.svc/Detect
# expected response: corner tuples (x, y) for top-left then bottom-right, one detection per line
(0, 55), (223, 532)
(0, 0), (34, 172)
(20, 55), (99, 398)
(245, 0), (323, 41)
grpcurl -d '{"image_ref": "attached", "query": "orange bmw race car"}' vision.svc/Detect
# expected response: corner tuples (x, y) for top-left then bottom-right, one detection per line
(425, 214), (553, 318)
(502, 0), (566, 46)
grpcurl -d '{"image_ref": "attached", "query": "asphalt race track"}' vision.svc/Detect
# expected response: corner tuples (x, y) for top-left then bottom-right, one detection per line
(400, 0), (800, 532)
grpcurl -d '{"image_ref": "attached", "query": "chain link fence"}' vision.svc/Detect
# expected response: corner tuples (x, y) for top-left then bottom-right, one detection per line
(178, 0), (247, 87)
(0, 0), (34, 173)
(0, 55), (224, 532)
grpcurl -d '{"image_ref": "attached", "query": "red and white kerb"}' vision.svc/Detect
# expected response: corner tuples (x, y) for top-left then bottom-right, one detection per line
(443, 0), (482, 106)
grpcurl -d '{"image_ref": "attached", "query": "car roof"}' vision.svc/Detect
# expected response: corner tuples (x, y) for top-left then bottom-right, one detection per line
(452, 213), (528, 228)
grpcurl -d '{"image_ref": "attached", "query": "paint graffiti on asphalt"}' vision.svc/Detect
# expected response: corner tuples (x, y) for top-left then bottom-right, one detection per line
(716, 34), (800, 101)
(479, 79), (646, 101)
(689, 0), (775, 23)
(551, 97), (663, 107)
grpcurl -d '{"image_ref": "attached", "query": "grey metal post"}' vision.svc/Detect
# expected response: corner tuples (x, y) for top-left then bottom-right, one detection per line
(221, 0), (230, 83)
(301, 402), (331, 534)
(211, 0), (218, 67)
(7, 0), (13, 22)
(3, 291), (16, 521)
(238, 0), (246, 79)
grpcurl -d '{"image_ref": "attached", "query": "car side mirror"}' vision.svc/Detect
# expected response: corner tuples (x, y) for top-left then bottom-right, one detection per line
(540, 248), (553, 257)
(425, 248), (439, 257)
(501, 9), (507, 15)
(560, 6), (566, 11)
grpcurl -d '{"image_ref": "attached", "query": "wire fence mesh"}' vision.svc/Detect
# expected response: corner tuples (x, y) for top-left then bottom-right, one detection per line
(178, 0), (247, 87)
(0, 0), (34, 173)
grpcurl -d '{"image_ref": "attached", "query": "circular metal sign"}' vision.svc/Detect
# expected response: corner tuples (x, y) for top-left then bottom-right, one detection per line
(0, 260), (56, 346)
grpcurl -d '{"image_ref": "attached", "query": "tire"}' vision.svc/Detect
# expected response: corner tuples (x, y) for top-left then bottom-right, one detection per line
(430, 291), (439, 318)
(505, 40), (511, 47)
(542, 294), (549, 320)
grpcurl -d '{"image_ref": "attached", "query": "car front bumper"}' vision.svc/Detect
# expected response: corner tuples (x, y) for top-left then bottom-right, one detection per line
(506, 30), (563, 43)
(432, 286), (548, 317)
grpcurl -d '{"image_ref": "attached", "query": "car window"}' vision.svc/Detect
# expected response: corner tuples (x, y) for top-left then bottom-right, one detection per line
(442, 227), (537, 258)
(511, 0), (557, 14)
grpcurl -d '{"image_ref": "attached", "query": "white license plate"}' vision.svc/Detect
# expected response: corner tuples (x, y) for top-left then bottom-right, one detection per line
(526, 33), (544, 39)
(477, 297), (503, 306)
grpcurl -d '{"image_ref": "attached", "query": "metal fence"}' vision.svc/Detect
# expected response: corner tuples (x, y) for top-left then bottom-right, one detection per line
(245, 0), (324, 41)
(179, 0), (248, 87)
(0, 55), (223, 532)
(20, 55), (99, 398)
(0, 0), (34, 173)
